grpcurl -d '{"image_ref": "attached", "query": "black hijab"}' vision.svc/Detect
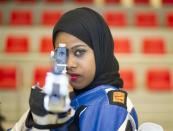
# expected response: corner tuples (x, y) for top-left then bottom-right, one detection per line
(52, 7), (123, 94)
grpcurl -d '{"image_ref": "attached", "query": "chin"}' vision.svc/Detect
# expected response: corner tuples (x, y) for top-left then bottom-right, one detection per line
(70, 82), (85, 90)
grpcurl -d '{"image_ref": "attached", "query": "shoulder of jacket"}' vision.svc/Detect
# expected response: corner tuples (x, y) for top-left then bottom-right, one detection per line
(107, 89), (128, 109)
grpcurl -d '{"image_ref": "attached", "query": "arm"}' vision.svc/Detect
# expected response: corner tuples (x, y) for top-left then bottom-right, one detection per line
(79, 90), (138, 131)
(79, 104), (137, 131)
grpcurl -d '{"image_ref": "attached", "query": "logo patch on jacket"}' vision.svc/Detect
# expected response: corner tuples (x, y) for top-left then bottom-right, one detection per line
(107, 90), (127, 109)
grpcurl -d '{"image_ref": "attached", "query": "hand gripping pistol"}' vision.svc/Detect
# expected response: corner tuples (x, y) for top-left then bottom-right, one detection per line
(43, 43), (71, 114)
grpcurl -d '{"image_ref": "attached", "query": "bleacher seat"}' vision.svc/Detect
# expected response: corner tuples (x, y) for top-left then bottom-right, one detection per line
(142, 37), (165, 54)
(10, 10), (32, 25)
(166, 12), (173, 27)
(15, 0), (36, 3)
(134, 0), (150, 5)
(0, 66), (17, 89)
(114, 38), (131, 53)
(45, 0), (64, 3)
(135, 12), (158, 27)
(104, 11), (127, 27)
(33, 66), (51, 87)
(5, 35), (29, 53)
(40, 36), (53, 53)
(146, 68), (172, 91)
(104, 0), (120, 4)
(162, 0), (173, 5)
(0, 0), (7, 3)
(74, 0), (93, 4)
(41, 10), (62, 26)
(120, 69), (135, 91)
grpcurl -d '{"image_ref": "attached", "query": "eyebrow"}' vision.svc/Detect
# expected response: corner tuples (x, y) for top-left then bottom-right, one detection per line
(55, 43), (87, 50)
(70, 45), (87, 50)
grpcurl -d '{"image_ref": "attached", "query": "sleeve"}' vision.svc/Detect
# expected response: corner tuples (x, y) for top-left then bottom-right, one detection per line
(79, 105), (137, 131)
(9, 109), (69, 131)
(126, 97), (139, 129)
(78, 90), (138, 131)
(117, 97), (138, 131)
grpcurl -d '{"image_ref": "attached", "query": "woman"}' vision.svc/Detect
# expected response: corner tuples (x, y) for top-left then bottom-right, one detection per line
(10, 7), (138, 131)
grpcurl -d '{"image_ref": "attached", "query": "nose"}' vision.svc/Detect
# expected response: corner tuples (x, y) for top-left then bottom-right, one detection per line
(66, 54), (77, 71)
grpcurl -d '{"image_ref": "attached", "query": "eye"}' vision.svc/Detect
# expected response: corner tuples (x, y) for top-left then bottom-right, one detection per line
(74, 49), (86, 57)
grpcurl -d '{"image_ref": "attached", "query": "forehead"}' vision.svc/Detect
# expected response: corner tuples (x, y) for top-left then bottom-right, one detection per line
(55, 32), (88, 49)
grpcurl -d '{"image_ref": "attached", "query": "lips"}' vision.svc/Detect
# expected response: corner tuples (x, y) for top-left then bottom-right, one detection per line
(69, 73), (80, 81)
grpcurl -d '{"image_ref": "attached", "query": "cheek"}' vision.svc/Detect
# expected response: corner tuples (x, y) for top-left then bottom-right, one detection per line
(81, 54), (96, 84)
(70, 54), (96, 90)
(86, 60), (95, 79)
(73, 64), (95, 90)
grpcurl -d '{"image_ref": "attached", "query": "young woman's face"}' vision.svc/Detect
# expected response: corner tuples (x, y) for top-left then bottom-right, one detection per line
(55, 32), (96, 90)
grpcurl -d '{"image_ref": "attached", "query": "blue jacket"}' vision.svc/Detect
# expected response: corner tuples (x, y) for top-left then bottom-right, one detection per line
(52, 85), (138, 131)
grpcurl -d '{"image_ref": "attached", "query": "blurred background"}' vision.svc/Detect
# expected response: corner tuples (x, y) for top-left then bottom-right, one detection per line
(0, 0), (173, 130)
